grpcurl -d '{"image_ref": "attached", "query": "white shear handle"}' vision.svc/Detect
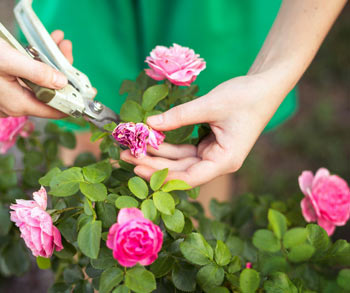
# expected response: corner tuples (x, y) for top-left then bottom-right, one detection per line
(14, 0), (95, 100)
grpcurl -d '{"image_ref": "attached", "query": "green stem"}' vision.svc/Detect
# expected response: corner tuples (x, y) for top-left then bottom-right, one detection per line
(55, 206), (83, 215)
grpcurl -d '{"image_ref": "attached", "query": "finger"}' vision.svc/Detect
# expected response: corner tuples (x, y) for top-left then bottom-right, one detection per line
(121, 150), (200, 171)
(146, 95), (215, 131)
(58, 40), (73, 64)
(146, 142), (197, 159)
(0, 39), (67, 89)
(51, 30), (64, 44)
(135, 160), (220, 187)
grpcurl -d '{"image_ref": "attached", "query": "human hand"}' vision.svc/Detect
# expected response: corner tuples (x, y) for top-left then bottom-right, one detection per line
(120, 73), (284, 187)
(0, 30), (73, 118)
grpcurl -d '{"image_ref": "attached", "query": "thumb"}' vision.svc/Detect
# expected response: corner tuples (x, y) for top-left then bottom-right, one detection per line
(0, 39), (67, 89)
(147, 95), (213, 131)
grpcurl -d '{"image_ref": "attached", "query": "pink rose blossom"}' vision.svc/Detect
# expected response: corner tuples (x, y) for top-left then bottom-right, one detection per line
(9, 186), (63, 258)
(112, 122), (165, 158)
(299, 168), (350, 236)
(0, 116), (34, 154)
(106, 208), (163, 267)
(145, 43), (206, 86)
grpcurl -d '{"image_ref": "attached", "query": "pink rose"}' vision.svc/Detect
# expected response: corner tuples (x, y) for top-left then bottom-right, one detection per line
(145, 43), (206, 86)
(10, 186), (63, 258)
(299, 168), (350, 236)
(0, 116), (34, 154)
(106, 208), (163, 267)
(112, 122), (165, 158)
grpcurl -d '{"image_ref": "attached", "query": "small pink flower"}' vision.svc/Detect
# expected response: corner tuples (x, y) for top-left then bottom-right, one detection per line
(246, 262), (252, 269)
(107, 208), (163, 267)
(0, 116), (34, 154)
(145, 43), (206, 86)
(112, 122), (164, 158)
(9, 187), (63, 258)
(299, 168), (350, 236)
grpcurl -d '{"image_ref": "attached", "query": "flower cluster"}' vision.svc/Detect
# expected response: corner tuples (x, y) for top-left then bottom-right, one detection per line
(107, 208), (163, 267)
(112, 122), (165, 158)
(0, 116), (33, 154)
(9, 187), (63, 258)
(299, 168), (350, 235)
(145, 43), (206, 86)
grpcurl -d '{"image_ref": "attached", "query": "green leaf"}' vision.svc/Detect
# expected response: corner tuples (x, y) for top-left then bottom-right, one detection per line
(188, 186), (200, 199)
(0, 205), (12, 236)
(115, 196), (139, 209)
(240, 268), (260, 293)
(161, 209), (185, 233)
(142, 84), (169, 111)
(112, 285), (130, 293)
(74, 152), (97, 167)
(59, 131), (76, 149)
(210, 287), (230, 293)
(90, 247), (116, 270)
(283, 228), (308, 249)
(150, 168), (168, 191)
(337, 269), (350, 290)
(119, 80), (136, 95)
(263, 272), (297, 293)
(120, 100), (144, 123)
(228, 256), (241, 274)
(77, 220), (102, 259)
(49, 167), (83, 197)
(36, 256), (51, 270)
(180, 232), (214, 265)
(252, 229), (281, 252)
(80, 182), (107, 202)
(215, 240), (232, 266)
(39, 167), (61, 186)
(48, 283), (71, 293)
(58, 217), (77, 243)
(287, 243), (315, 263)
(128, 177), (148, 199)
(141, 199), (157, 222)
(99, 267), (123, 293)
(63, 264), (84, 284)
(226, 236), (244, 256)
(172, 262), (197, 292)
(83, 166), (107, 183)
(260, 256), (288, 275)
(24, 151), (42, 166)
(197, 264), (225, 290)
(268, 209), (287, 239)
(1, 241), (30, 276)
(150, 254), (175, 278)
(103, 122), (117, 132)
(125, 267), (156, 293)
(161, 179), (192, 192)
(306, 224), (330, 252)
(54, 240), (77, 260)
(143, 110), (162, 123)
(153, 191), (175, 215)
(96, 202), (117, 229)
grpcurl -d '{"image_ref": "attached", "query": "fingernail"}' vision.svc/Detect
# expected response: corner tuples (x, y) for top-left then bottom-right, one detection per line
(53, 72), (67, 88)
(147, 114), (163, 126)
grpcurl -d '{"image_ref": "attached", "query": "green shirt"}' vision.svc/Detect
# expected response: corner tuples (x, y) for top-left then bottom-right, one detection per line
(30, 0), (297, 131)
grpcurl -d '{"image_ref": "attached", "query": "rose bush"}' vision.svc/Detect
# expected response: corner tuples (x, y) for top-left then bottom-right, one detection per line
(0, 44), (349, 293)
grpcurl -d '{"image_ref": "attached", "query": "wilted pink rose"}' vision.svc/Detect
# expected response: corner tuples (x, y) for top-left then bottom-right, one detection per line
(0, 116), (34, 154)
(112, 122), (164, 158)
(145, 43), (206, 86)
(299, 168), (350, 236)
(10, 186), (63, 258)
(107, 208), (163, 267)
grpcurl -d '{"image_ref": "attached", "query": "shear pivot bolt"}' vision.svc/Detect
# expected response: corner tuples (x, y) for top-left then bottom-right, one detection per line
(91, 101), (104, 113)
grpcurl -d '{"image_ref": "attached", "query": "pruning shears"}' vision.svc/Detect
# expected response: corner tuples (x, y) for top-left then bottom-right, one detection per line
(0, 0), (120, 130)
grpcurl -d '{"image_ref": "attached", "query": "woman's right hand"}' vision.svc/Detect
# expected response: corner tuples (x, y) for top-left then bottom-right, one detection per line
(0, 30), (73, 118)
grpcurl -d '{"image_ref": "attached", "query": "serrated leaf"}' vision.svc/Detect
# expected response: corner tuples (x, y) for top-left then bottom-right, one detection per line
(125, 267), (156, 293)
(161, 209), (185, 233)
(128, 177), (148, 199)
(39, 167), (61, 186)
(172, 262), (197, 292)
(115, 196), (139, 209)
(99, 267), (123, 293)
(150, 168), (168, 191)
(150, 254), (175, 278)
(215, 240), (232, 266)
(120, 100), (144, 123)
(49, 167), (83, 197)
(161, 179), (191, 192)
(77, 221), (102, 259)
(180, 232), (213, 265)
(153, 191), (175, 215)
(142, 84), (169, 111)
(83, 166), (107, 183)
(197, 264), (224, 290)
(80, 182), (107, 201)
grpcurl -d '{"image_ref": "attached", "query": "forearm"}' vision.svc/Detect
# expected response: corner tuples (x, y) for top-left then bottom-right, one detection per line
(248, 0), (346, 98)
